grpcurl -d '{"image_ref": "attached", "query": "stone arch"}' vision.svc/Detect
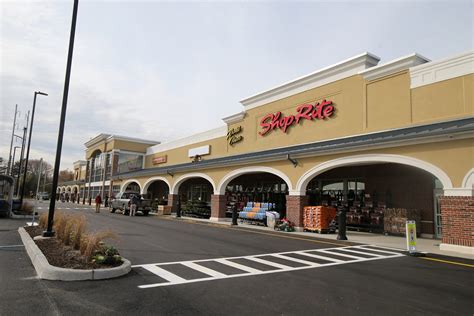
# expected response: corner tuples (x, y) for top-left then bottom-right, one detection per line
(293, 154), (453, 195)
(120, 179), (142, 193)
(142, 176), (171, 195)
(217, 166), (293, 195)
(171, 173), (216, 194)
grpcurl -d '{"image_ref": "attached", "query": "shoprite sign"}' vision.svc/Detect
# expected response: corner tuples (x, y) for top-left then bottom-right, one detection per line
(259, 99), (335, 136)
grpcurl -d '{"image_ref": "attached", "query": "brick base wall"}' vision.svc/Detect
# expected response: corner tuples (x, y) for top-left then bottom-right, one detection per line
(286, 195), (309, 228)
(440, 196), (474, 247)
(168, 194), (179, 213)
(211, 194), (227, 219)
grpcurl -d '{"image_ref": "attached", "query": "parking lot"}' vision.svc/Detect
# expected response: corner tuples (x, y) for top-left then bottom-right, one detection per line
(1, 201), (473, 315)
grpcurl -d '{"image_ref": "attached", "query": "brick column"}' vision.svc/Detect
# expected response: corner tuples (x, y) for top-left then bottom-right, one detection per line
(440, 196), (473, 250)
(168, 194), (179, 213)
(211, 194), (227, 221)
(286, 195), (309, 229)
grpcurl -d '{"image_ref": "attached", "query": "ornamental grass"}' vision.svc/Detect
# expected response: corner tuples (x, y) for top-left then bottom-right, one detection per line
(80, 230), (117, 261)
(36, 211), (117, 262)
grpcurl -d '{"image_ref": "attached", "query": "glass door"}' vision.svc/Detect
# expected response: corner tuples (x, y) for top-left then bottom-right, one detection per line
(433, 189), (443, 239)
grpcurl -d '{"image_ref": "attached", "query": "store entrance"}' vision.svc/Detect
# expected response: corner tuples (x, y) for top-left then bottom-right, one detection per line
(305, 163), (441, 237)
(178, 178), (213, 219)
(225, 173), (288, 218)
(145, 180), (170, 209)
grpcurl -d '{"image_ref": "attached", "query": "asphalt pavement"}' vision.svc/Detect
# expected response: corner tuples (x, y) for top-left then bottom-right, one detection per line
(0, 200), (473, 315)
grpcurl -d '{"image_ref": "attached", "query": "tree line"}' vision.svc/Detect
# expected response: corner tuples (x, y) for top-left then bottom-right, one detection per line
(0, 157), (75, 197)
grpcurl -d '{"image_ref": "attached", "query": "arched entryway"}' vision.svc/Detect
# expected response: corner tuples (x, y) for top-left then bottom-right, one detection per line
(143, 177), (170, 209)
(121, 179), (142, 193)
(296, 154), (450, 238)
(223, 172), (290, 218)
(172, 174), (215, 219)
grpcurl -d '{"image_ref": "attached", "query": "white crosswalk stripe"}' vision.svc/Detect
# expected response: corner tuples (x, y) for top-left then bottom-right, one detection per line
(294, 251), (345, 263)
(133, 245), (404, 289)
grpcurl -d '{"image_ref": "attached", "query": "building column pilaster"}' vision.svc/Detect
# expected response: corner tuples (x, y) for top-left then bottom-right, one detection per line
(168, 194), (179, 213)
(210, 194), (227, 221)
(439, 196), (474, 253)
(286, 195), (309, 230)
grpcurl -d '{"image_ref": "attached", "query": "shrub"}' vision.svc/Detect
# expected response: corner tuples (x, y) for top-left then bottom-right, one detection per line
(71, 215), (86, 250)
(21, 201), (34, 215)
(53, 212), (68, 243)
(92, 245), (123, 265)
(80, 230), (117, 261)
(38, 212), (48, 229)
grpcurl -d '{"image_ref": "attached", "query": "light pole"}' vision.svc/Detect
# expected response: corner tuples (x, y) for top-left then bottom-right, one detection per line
(20, 91), (48, 206)
(44, 0), (79, 237)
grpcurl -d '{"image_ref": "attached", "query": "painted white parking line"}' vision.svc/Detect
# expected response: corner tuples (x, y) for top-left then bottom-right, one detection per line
(180, 262), (226, 278)
(141, 265), (186, 283)
(134, 245), (405, 289)
(214, 258), (261, 273)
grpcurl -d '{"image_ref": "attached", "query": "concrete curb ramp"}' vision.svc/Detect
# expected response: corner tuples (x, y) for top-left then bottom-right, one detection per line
(18, 227), (131, 281)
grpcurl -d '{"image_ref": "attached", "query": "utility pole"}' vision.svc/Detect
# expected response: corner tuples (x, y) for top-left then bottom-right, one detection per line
(15, 126), (28, 196)
(7, 104), (18, 176)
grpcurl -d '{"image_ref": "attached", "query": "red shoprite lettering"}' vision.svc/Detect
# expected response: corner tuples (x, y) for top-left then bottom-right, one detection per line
(259, 100), (334, 136)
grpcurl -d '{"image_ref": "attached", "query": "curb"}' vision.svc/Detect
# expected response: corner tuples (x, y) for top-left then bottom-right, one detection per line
(18, 227), (131, 281)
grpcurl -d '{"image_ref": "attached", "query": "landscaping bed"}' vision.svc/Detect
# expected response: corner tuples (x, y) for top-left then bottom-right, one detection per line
(24, 225), (120, 270)
(19, 211), (130, 280)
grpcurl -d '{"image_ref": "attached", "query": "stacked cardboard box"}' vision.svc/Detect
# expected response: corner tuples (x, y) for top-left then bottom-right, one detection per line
(383, 208), (421, 235)
(304, 206), (337, 231)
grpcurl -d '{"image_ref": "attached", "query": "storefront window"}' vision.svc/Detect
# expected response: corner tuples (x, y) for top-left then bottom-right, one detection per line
(117, 153), (143, 174)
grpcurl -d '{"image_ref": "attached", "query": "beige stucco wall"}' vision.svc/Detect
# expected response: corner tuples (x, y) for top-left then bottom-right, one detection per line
(126, 139), (472, 195)
(143, 73), (472, 181)
(411, 74), (473, 124)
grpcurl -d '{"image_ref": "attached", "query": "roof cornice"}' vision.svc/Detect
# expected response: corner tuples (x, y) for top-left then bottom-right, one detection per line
(84, 134), (111, 148)
(359, 53), (430, 81)
(240, 52), (380, 111)
(222, 112), (246, 125)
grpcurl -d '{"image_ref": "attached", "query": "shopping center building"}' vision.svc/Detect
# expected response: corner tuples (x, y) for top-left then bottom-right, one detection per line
(58, 50), (474, 253)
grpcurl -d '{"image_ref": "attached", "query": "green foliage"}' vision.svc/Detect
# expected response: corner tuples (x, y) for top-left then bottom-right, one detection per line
(181, 200), (210, 218)
(92, 245), (123, 265)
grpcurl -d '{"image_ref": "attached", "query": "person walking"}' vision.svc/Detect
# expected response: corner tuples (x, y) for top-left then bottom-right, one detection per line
(130, 194), (138, 216)
(104, 195), (109, 208)
(95, 194), (102, 213)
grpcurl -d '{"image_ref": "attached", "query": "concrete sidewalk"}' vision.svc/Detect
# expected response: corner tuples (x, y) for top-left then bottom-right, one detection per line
(166, 215), (473, 260)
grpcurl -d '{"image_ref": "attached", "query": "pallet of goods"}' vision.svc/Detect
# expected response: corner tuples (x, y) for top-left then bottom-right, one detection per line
(303, 206), (337, 233)
(383, 208), (421, 236)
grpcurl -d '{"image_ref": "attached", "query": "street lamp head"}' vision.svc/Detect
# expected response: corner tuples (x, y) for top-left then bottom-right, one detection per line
(36, 91), (48, 96)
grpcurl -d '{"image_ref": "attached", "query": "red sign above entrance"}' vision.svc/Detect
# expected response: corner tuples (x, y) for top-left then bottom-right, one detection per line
(259, 100), (335, 136)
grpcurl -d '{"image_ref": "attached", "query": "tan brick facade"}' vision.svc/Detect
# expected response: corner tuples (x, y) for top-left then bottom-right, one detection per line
(440, 196), (474, 247)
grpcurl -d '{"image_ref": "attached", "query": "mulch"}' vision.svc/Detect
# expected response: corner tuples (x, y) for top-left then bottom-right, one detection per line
(24, 226), (120, 270)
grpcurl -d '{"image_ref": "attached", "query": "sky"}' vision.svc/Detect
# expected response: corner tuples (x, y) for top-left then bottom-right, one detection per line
(0, 0), (473, 171)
